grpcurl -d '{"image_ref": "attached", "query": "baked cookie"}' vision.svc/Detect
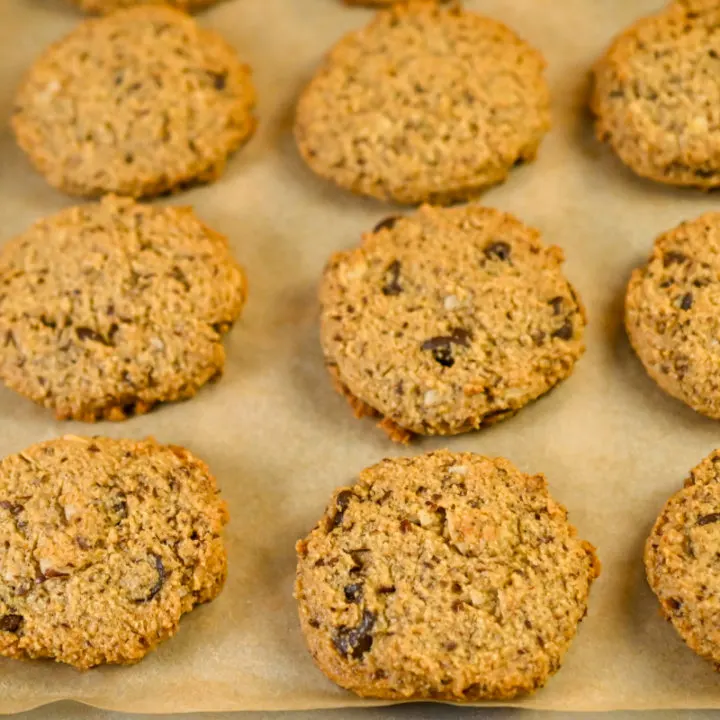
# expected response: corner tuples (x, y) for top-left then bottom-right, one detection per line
(646, 448), (720, 668)
(0, 195), (247, 421)
(296, 450), (600, 700)
(70, 0), (222, 13)
(12, 5), (256, 198)
(0, 435), (229, 669)
(320, 205), (586, 442)
(295, 2), (550, 205)
(592, 1), (720, 188)
(625, 212), (720, 418)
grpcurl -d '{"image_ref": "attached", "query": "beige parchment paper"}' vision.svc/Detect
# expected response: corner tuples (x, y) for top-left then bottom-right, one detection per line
(2, 0), (720, 712)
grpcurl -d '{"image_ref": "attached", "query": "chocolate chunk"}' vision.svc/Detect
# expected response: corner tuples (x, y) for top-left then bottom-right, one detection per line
(374, 216), (400, 233)
(551, 319), (573, 340)
(484, 241), (511, 261)
(344, 583), (363, 603)
(663, 251), (687, 267)
(332, 610), (375, 659)
(678, 292), (693, 310)
(549, 296), (564, 315)
(331, 490), (354, 529)
(0, 614), (23, 633)
(697, 512), (720, 526)
(138, 553), (165, 603)
(695, 168), (716, 179)
(381, 259), (402, 296)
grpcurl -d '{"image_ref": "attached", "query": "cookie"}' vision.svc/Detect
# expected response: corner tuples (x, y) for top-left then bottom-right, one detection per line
(0, 195), (247, 421)
(0, 435), (229, 669)
(295, 2), (550, 205)
(70, 0), (221, 13)
(625, 212), (720, 418)
(592, 1), (720, 188)
(12, 5), (256, 198)
(645, 448), (720, 668)
(320, 205), (586, 442)
(296, 450), (600, 700)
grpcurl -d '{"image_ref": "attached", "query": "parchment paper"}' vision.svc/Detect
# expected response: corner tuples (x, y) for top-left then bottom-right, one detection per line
(2, 0), (720, 713)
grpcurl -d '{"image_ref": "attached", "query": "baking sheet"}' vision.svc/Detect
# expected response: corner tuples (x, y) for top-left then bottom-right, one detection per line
(1, 0), (720, 713)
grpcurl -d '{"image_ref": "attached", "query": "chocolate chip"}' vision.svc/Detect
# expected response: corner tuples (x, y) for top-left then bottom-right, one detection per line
(349, 549), (370, 574)
(0, 501), (23, 516)
(210, 71), (227, 90)
(667, 597), (683, 611)
(695, 168), (716, 179)
(170, 265), (191, 292)
(531, 330), (546, 346)
(43, 568), (70, 579)
(374, 216), (400, 233)
(663, 251), (687, 267)
(137, 554), (165, 603)
(551, 319), (573, 340)
(484, 241), (511, 261)
(0, 614), (23, 633)
(697, 512), (720, 526)
(377, 585), (396, 594)
(381, 259), (402, 296)
(344, 583), (363, 603)
(421, 328), (472, 367)
(679, 293), (693, 310)
(549, 296), (564, 315)
(400, 519), (412, 533)
(332, 610), (375, 659)
(76, 327), (110, 345)
(609, 89), (625, 98)
(331, 490), (354, 529)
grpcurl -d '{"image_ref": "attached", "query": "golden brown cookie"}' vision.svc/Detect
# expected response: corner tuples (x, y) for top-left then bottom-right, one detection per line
(12, 5), (256, 198)
(592, 1), (720, 187)
(646, 448), (720, 668)
(295, 2), (550, 205)
(296, 450), (600, 700)
(320, 205), (586, 442)
(70, 0), (221, 13)
(0, 435), (229, 669)
(0, 195), (247, 421)
(625, 212), (720, 418)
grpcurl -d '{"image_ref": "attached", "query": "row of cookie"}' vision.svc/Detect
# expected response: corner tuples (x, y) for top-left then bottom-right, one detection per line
(62, 0), (388, 14)
(0, 436), (715, 702)
(1, 197), (717, 432)
(13, 1), (715, 202)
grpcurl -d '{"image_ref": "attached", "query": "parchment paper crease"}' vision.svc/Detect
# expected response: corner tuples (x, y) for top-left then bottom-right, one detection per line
(1, 0), (719, 712)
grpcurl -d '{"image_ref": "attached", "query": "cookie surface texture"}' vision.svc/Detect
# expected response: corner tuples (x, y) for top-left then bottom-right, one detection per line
(625, 212), (720, 418)
(592, 0), (720, 187)
(0, 436), (229, 669)
(296, 450), (600, 700)
(70, 0), (221, 13)
(320, 205), (586, 441)
(0, 195), (247, 421)
(12, 5), (256, 198)
(646, 448), (720, 667)
(295, 2), (550, 204)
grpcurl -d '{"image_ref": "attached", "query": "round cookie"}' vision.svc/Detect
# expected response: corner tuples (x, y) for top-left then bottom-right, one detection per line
(0, 195), (247, 421)
(320, 205), (586, 442)
(296, 450), (600, 700)
(592, 1), (720, 188)
(625, 212), (720, 418)
(295, 2), (550, 205)
(12, 5), (256, 198)
(70, 0), (221, 13)
(0, 435), (229, 669)
(646, 448), (720, 668)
